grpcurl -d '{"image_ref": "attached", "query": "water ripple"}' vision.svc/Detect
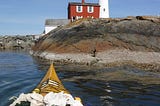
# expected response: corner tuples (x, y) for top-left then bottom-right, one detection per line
(0, 51), (160, 106)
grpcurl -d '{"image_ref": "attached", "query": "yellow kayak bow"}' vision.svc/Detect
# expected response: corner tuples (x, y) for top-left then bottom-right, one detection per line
(33, 63), (69, 96)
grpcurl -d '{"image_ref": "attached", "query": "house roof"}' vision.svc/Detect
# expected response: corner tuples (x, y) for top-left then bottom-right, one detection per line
(68, 2), (100, 6)
(45, 19), (70, 26)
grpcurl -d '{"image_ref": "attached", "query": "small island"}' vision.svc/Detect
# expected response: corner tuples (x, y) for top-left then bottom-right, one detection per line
(31, 16), (160, 72)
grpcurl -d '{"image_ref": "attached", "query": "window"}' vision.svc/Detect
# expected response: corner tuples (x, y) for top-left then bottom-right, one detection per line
(76, 6), (82, 12)
(103, 8), (106, 12)
(88, 6), (94, 13)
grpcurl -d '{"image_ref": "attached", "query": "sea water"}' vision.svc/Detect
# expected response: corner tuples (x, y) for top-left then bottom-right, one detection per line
(0, 51), (160, 106)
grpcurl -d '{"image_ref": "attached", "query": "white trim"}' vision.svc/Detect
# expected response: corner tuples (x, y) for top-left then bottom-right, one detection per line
(87, 6), (94, 13)
(76, 16), (83, 19)
(76, 5), (83, 13)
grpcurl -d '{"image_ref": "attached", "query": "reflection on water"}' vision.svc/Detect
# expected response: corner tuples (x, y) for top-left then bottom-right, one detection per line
(0, 51), (160, 106)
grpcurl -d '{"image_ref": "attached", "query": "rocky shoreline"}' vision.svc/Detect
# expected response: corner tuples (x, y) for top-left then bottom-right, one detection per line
(0, 35), (38, 50)
(30, 49), (160, 72)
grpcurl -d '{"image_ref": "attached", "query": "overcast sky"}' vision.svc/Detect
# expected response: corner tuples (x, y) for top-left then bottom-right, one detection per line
(0, 0), (159, 35)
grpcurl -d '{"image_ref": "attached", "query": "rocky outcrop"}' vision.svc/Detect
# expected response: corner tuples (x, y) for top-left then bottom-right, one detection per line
(0, 35), (37, 50)
(33, 16), (160, 53)
(136, 16), (160, 23)
(31, 16), (160, 70)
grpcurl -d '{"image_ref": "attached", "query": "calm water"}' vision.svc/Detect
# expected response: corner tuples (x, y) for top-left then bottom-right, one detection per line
(0, 51), (160, 106)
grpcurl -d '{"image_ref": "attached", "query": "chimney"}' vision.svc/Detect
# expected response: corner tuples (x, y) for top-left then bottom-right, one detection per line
(82, 0), (85, 4)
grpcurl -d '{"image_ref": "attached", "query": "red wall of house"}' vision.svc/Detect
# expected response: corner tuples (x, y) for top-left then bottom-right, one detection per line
(68, 5), (100, 19)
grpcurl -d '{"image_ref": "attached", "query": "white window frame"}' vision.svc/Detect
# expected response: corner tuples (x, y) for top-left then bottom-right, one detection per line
(88, 6), (94, 13)
(76, 5), (83, 13)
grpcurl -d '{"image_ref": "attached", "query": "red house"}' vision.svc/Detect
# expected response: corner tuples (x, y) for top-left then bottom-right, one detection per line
(68, 0), (100, 20)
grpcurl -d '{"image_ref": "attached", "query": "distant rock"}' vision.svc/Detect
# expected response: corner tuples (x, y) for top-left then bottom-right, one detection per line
(136, 16), (160, 23)
(0, 35), (37, 50)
